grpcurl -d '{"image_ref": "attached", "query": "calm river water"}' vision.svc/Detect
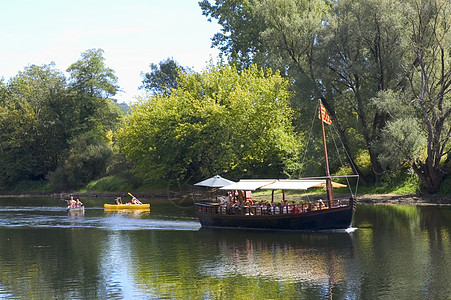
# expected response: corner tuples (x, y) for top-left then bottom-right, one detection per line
(0, 197), (449, 299)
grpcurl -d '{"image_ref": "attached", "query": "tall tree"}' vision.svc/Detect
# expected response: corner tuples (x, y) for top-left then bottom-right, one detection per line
(317, 0), (408, 181)
(52, 48), (123, 189)
(140, 58), (186, 95)
(118, 64), (300, 182)
(401, 0), (451, 193)
(200, 0), (414, 185)
(199, 0), (267, 68)
(65, 48), (122, 133)
(0, 64), (70, 187)
(67, 48), (118, 98)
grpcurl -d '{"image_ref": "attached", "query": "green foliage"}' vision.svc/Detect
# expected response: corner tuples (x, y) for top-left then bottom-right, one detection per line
(118, 64), (301, 182)
(140, 58), (187, 95)
(199, 0), (268, 68)
(13, 180), (51, 192)
(0, 64), (69, 188)
(438, 175), (451, 195)
(67, 48), (119, 98)
(358, 169), (421, 194)
(0, 49), (123, 191)
(51, 132), (113, 190)
(200, 0), (451, 193)
(83, 175), (132, 192)
(115, 101), (130, 115)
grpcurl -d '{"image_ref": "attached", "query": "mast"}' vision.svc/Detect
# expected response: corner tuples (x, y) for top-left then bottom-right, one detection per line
(319, 99), (334, 208)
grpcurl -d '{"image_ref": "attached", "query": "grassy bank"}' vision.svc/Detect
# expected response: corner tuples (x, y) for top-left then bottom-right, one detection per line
(2, 173), (450, 204)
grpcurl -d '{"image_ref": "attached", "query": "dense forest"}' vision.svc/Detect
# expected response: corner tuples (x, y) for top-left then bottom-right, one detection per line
(0, 0), (450, 195)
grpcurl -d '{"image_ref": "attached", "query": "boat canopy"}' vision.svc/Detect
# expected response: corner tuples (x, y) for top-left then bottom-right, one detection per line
(194, 175), (235, 188)
(219, 179), (276, 191)
(219, 179), (346, 191)
(261, 179), (326, 190)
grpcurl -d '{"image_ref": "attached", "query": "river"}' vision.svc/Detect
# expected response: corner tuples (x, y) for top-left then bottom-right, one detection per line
(0, 197), (449, 299)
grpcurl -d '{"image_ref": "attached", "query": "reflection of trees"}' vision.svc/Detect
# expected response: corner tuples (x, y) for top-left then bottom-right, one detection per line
(420, 206), (451, 298)
(352, 205), (451, 299)
(126, 230), (354, 299)
(354, 204), (421, 233)
(0, 204), (448, 298)
(0, 228), (106, 299)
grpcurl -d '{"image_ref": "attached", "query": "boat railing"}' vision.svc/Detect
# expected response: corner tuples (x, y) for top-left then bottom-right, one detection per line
(195, 197), (352, 215)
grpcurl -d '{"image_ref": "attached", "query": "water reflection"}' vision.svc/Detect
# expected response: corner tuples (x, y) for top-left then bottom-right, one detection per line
(196, 229), (352, 283)
(103, 209), (150, 218)
(0, 198), (450, 299)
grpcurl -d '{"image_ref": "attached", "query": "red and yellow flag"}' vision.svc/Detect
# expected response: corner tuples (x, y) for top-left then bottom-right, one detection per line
(318, 103), (332, 124)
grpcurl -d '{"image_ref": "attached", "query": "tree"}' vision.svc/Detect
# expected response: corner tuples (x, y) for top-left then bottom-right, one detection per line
(52, 131), (113, 190)
(118, 64), (301, 182)
(199, 0), (268, 68)
(0, 50), (123, 190)
(199, 0), (414, 185)
(317, 0), (408, 181)
(67, 48), (118, 98)
(0, 64), (70, 188)
(50, 48), (124, 189)
(400, 0), (451, 193)
(140, 58), (187, 95)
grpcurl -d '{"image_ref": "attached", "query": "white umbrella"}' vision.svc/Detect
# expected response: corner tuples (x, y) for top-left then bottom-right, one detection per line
(194, 175), (235, 188)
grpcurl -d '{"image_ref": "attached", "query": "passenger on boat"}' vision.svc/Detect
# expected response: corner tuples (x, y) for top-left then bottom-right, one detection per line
(76, 199), (83, 207)
(131, 197), (142, 204)
(114, 197), (122, 204)
(281, 201), (288, 214)
(293, 202), (301, 213)
(68, 195), (76, 209)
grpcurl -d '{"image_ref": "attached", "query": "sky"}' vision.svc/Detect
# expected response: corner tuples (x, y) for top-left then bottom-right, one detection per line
(0, 0), (221, 104)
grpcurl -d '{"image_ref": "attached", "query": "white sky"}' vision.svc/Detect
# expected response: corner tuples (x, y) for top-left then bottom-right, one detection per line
(0, 0), (221, 104)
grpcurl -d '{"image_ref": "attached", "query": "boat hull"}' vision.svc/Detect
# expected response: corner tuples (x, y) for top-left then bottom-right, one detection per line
(103, 204), (150, 210)
(195, 203), (355, 231)
(67, 206), (84, 212)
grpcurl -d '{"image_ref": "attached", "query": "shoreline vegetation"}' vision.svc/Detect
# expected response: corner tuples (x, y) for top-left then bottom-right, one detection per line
(0, 189), (450, 206)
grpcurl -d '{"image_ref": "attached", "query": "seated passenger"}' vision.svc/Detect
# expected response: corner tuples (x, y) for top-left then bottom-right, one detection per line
(132, 197), (142, 204)
(293, 202), (301, 213)
(69, 196), (76, 208)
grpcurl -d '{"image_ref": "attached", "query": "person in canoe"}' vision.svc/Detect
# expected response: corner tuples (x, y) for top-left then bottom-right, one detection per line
(67, 195), (76, 209)
(114, 197), (122, 204)
(131, 196), (142, 205)
(75, 199), (83, 208)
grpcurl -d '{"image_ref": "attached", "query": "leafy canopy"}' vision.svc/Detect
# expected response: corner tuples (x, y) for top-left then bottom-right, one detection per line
(118, 64), (301, 182)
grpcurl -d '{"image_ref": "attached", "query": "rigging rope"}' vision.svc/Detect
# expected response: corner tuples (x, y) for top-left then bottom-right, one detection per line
(299, 103), (360, 197)
(299, 106), (318, 178)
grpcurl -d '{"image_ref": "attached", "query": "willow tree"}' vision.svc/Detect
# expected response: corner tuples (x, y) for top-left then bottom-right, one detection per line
(117, 64), (301, 182)
(397, 0), (450, 193)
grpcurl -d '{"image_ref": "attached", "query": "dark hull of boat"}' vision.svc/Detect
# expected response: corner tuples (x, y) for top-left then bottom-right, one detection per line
(195, 203), (355, 231)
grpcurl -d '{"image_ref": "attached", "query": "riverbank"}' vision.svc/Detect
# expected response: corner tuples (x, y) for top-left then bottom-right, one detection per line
(357, 193), (451, 205)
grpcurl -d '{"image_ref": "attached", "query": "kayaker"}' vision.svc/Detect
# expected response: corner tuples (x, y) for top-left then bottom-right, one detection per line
(114, 197), (122, 204)
(68, 195), (76, 208)
(132, 196), (142, 205)
(76, 199), (83, 208)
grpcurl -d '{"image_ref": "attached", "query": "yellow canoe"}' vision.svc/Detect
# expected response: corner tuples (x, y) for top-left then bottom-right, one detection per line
(104, 203), (150, 210)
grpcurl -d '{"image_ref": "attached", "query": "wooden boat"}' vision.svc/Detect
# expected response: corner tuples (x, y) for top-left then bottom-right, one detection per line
(195, 100), (357, 231)
(103, 203), (150, 210)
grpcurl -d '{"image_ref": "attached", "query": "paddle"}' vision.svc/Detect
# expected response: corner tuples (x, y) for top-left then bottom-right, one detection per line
(128, 192), (143, 205)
